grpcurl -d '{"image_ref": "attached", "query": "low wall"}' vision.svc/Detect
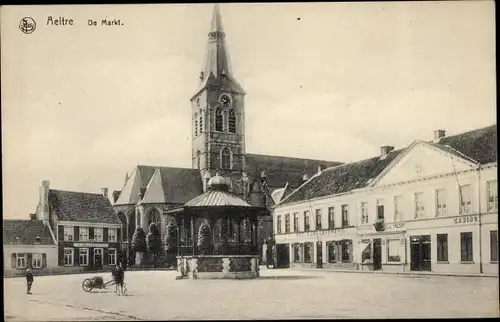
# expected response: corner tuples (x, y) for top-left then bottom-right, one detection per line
(177, 255), (260, 279)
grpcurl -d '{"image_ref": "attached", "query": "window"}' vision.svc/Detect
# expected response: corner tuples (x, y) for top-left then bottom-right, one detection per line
(64, 226), (73, 241)
(304, 211), (310, 231)
(303, 243), (313, 263)
(436, 189), (447, 217)
(360, 202), (368, 224)
(32, 253), (43, 268)
(437, 234), (448, 262)
(16, 253), (26, 268)
(79, 248), (89, 266)
(64, 248), (74, 266)
(108, 228), (117, 242)
(228, 109), (236, 133)
(285, 214), (290, 233)
(460, 232), (473, 262)
(109, 248), (117, 266)
(376, 199), (385, 221)
(487, 181), (498, 211)
(194, 113), (198, 136)
(215, 107), (223, 131)
(459, 184), (472, 214)
(341, 205), (349, 228)
(293, 243), (301, 262)
(220, 147), (231, 169)
(361, 240), (372, 263)
(490, 230), (498, 262)
(387, 239), (401, 262)
(79, 227), (89, 241)
(293, 213), (299, 232)
(315, 209), (322, 230)
(341, 239), (352, 262)
(327, 241), (341, 263)
(276, 215), (282, 234)
(394, 195), (402, 222)
(415, 192), (425, 218)
(199, 110), (203, 134)
(94, 228), (103, 242)
(328, 207), (335, 229)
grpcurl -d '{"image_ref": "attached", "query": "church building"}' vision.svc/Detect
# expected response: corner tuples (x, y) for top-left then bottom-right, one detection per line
(111, 5), (342, 258)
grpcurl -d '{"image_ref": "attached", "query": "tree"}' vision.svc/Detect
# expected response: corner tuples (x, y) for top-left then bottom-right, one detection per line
(164, 221), (178, 268)
(197, 221), (211, 255)
(147, 223), (162, 269)
(131, 227), (147, 266)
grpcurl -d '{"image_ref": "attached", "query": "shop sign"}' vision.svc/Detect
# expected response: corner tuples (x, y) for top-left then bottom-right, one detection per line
(385, 222), (405, 230)
(295, 229), (347, 238)
(453, 216), (478, 224)
(74, 243), (109, 248)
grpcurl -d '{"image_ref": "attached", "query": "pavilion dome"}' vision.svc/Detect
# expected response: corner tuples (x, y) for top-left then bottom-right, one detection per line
(207, 173), (231, 192)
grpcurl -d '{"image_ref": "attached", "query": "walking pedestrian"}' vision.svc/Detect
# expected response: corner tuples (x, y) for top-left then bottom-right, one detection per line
(26, 268), (34, 295)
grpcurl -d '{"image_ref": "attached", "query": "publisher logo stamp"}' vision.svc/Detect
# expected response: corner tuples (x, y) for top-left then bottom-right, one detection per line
(19, 17), (36, 34)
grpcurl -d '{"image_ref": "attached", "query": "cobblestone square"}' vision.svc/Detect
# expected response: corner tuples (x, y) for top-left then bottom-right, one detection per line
(4, 268), (499, 320)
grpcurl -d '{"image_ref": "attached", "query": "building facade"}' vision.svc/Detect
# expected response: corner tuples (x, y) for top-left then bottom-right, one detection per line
(274, 126), (498, 275)
(3, 216), (58, 276)
(36, 181), (123, 271)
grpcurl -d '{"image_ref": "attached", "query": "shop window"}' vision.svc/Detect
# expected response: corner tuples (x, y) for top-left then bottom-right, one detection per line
(327, 241), (341, 263)
(64, 248), (74, 266)
(387, 239), (401, 262)
(304, 243), (313, 263)
(460, 232), (473, 262)
(437, 234), (448, 262)
(293, 243), (301, 263)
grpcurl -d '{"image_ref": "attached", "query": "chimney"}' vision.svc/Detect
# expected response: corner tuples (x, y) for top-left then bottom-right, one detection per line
(199, 71), (204, 80)
(101, 188), (108, 198)
(29, 213), (37, 220)
(434, 129), (446, 141)
(380, 146), (394, 157)
(317, 164), (325, 174)
(302, 173), (309, 182)
(39, 180), (50, 225)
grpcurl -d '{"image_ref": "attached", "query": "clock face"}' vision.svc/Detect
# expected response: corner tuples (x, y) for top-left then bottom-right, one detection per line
(220, 94), (231, 107)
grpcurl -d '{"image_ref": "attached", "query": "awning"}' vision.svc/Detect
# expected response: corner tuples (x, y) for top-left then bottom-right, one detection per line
(354, 239), (372, 263)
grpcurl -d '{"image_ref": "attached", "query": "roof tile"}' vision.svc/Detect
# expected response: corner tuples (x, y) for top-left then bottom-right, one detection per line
(3, 220), (55, 245)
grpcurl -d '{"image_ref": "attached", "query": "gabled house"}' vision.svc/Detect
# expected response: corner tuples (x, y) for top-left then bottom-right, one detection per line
(35, 181), (123, 271)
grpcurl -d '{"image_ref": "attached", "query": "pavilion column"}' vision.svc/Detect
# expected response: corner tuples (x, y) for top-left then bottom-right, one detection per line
(190, 213), (195, 256)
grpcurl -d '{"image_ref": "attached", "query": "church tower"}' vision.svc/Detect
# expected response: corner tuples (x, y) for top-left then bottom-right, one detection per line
(191, 4), (247, 194)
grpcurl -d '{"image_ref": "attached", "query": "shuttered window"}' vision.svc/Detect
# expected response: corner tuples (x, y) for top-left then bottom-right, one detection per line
(460, 232), (473, 262)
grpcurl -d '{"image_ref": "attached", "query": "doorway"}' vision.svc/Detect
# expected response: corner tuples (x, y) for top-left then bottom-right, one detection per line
(94, 248), (103, 270)
(275, 244), (290, 269)
(316, 241), (323, 269)
(410, 235), (431, 271)
(373, 238), (382, 270)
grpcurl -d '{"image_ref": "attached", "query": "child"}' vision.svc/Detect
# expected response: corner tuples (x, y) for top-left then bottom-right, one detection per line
(113, 263), (125, 295)
(26, 269), (34, 295)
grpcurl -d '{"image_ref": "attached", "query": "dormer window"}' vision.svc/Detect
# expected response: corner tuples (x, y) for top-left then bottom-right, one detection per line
(35, 236), (41, 243)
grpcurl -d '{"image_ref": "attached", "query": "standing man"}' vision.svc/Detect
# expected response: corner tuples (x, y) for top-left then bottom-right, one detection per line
(26, 269), (34, 294)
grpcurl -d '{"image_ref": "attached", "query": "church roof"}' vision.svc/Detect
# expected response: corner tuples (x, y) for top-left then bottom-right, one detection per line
(48, 190), (121, 224)
(280, 125), (497, 205)
(114, 165), (204, 206)
(246, 153), (343, 189)
(3, 220), (56, 245)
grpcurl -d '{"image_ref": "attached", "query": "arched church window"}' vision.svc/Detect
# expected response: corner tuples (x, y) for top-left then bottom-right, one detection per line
(199, 110), (203, 133)
(194, 113), (198, 136)
(147, 208), (162, 235)
(228, 109), (236, 133)
(221, 147), (232, 169)
(215, 108), (223, 132)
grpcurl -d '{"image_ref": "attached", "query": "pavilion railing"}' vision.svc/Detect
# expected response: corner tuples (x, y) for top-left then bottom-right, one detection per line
(176, 243), (260, 256)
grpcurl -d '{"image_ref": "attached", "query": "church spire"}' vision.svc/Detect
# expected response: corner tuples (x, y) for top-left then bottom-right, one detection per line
(210, 4), (224, 34)
(193, 4), (245, 98)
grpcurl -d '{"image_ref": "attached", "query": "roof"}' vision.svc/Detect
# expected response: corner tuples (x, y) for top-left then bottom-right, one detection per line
(184, 189), (252, 208)
(436, 124), (496, 165)
(49, 190), (121, 224)
(115, 165), (204, 206)
(280, 124), (497, 206)
(280, 149), (405, 205)
(246, 154), (343, 189)
(3, 220), (55, 245)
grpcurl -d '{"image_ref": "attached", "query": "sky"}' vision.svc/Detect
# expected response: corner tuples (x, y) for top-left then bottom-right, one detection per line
(1, 2), (496, 219)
